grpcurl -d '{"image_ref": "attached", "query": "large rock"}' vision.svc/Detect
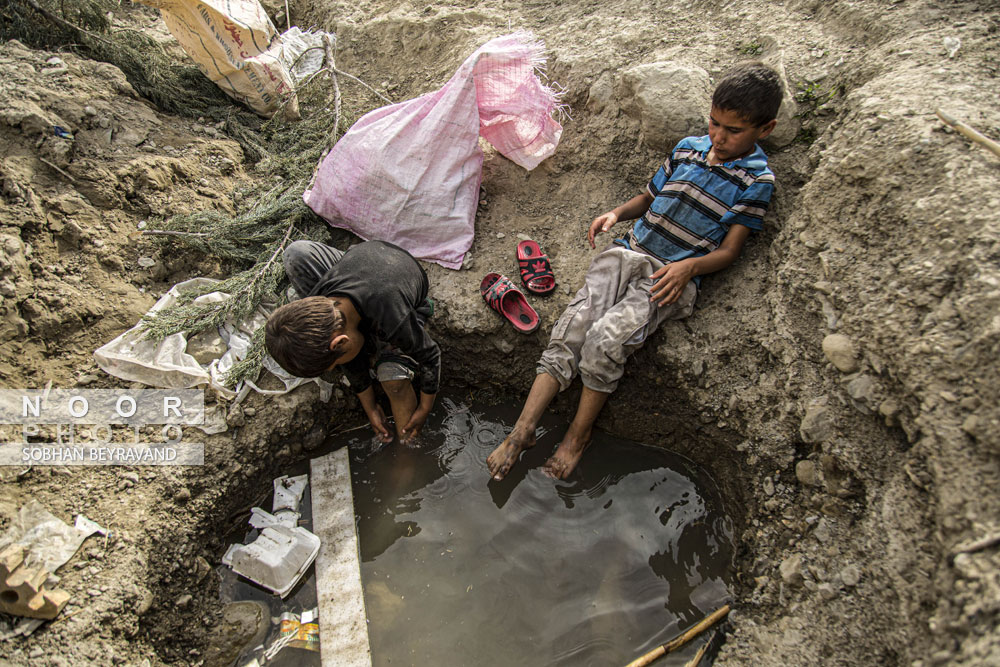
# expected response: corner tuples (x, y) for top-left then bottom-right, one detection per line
(622, 61), (712, 152)
(757, 39), (801, 148)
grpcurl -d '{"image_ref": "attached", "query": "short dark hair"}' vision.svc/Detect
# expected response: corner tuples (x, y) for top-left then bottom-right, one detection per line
(265, 296), (346, 378)
(712, 62), (783, 127)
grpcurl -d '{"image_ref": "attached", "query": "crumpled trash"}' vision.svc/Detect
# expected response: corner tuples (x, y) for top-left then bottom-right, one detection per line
(0, 616), (44, 641)
(304, 32), (565, 269)
(943, 36), (961, 59)
(0, 502), (106, 620)
(0, 501), (104, 572)
(278, 27), (334, 84)
(93, 278), (333, 408)
(222, 475), (319, 597)
(263, 608), (320, 661)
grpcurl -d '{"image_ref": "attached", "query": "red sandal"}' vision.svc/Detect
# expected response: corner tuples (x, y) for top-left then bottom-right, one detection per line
(517, 239), (556, 295)
(480, 273), (540, 334)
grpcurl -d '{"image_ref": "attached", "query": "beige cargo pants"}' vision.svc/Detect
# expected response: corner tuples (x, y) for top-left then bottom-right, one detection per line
(537, 244), (697, 393)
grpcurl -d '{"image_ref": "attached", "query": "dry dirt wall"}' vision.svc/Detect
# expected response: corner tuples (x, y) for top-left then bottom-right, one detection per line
(301, 0), (1000, 664)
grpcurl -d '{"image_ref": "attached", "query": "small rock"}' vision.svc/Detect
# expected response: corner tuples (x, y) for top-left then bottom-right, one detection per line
(878, 399), (899, 425)
(137, 256), (156, 268)
(225, 406), (245, 428)
(175, 594), (192, 608)
(813, 518), (832, 544)
(136, 589), (154, 615)
(243, 407), (256, 417)
(137, 220), (147, 230)
(840, 564), (861, 587)
(813, 281), (834, 294)
(303, 426), (325, 451)
(174, 487), (192, 503)
(496, 232), (506, 239)
(846, 374), (875, 412)
(84, 105), (97, 116)
(59, 220), (84, 246)
(461, 253), (474, 270)
(88, 588), (102, 597)
(28, 648), (44, 660)
(800, 404), (835, 444)
(930, 650), (953, 666)
(780, 554), (804, 586)
(817, 582), (838, 600)
(795, 460), (820, 487)
(516, 233), (532, 241)
(492, 338), (515, 354)
(186, 330), (227, 365)
(77, 373), (99, 386)
(763, 477), (775, 496)
(822, 334), (859, 373)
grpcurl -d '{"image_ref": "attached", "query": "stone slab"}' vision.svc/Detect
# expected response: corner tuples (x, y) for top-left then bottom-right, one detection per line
(310, 449), (372, 667)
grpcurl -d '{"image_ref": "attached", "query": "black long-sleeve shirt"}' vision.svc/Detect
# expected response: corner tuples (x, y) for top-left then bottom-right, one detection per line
(309, 241), (440, 394)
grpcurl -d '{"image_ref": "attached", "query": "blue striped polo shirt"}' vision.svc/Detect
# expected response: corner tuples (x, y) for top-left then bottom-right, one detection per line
(617, 135), (774, 285)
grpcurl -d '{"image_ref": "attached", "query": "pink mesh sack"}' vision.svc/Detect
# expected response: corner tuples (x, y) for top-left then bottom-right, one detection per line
(303, 33), (563, 269)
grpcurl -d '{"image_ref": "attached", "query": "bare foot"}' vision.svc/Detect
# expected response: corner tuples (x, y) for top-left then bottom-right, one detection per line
(487, 426), (536, 480)
(543, 431), (590, 480)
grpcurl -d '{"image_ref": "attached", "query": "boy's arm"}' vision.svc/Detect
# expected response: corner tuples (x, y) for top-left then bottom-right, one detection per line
(588, 192), (654, 248)
(388, 313), (440, 440)
(649, 225), (751, 306)
(650, 170), (774, 305)
(357, 385), (393, 443)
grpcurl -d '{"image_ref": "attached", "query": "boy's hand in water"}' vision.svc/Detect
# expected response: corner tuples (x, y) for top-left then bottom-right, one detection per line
(366, 404), (393, 443)
(400, 407), (429, 443)
(401, 391), (435, 443)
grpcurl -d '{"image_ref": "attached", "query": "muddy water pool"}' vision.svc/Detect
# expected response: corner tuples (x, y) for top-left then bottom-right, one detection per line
(348, 394), (735, 666)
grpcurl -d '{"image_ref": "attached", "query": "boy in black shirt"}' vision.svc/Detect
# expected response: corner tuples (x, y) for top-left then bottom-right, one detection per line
(266, 240), (440, 443)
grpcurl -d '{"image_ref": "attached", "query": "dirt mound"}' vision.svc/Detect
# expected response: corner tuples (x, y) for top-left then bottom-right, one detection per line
(1, 0), (999, 665)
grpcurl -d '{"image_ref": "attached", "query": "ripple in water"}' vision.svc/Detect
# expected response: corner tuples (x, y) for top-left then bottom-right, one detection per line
(349, 393), (734, 666)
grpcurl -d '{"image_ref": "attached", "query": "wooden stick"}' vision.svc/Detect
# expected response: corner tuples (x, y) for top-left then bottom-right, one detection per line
(936, 109), (1000, 159)
(625, 605), (730, 667)
(142, 230), (208, 238)
(38, 158), (76, 182)
(953, 532), (1000, 556)
(684, 638), (712, 667)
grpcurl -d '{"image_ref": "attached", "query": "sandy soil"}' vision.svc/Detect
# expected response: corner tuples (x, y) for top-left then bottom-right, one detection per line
(1, 0), (999, 665)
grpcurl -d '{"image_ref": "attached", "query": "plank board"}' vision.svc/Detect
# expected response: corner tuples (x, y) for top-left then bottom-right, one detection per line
(310, 449), (372, 667)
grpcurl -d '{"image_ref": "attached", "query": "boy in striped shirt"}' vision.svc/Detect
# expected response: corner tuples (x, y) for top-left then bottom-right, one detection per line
(488, 62), (782, 480)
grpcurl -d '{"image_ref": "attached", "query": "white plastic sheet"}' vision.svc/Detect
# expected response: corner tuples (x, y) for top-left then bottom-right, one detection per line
(94, 278), (332, 403)
(0, 501), (103, 572)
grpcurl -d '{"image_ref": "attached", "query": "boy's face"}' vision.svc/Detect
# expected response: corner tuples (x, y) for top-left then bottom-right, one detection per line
(707, 106), (777, 162)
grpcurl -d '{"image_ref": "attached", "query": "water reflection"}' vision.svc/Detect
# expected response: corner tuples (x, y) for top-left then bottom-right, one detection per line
(349, 394), (734, 666)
